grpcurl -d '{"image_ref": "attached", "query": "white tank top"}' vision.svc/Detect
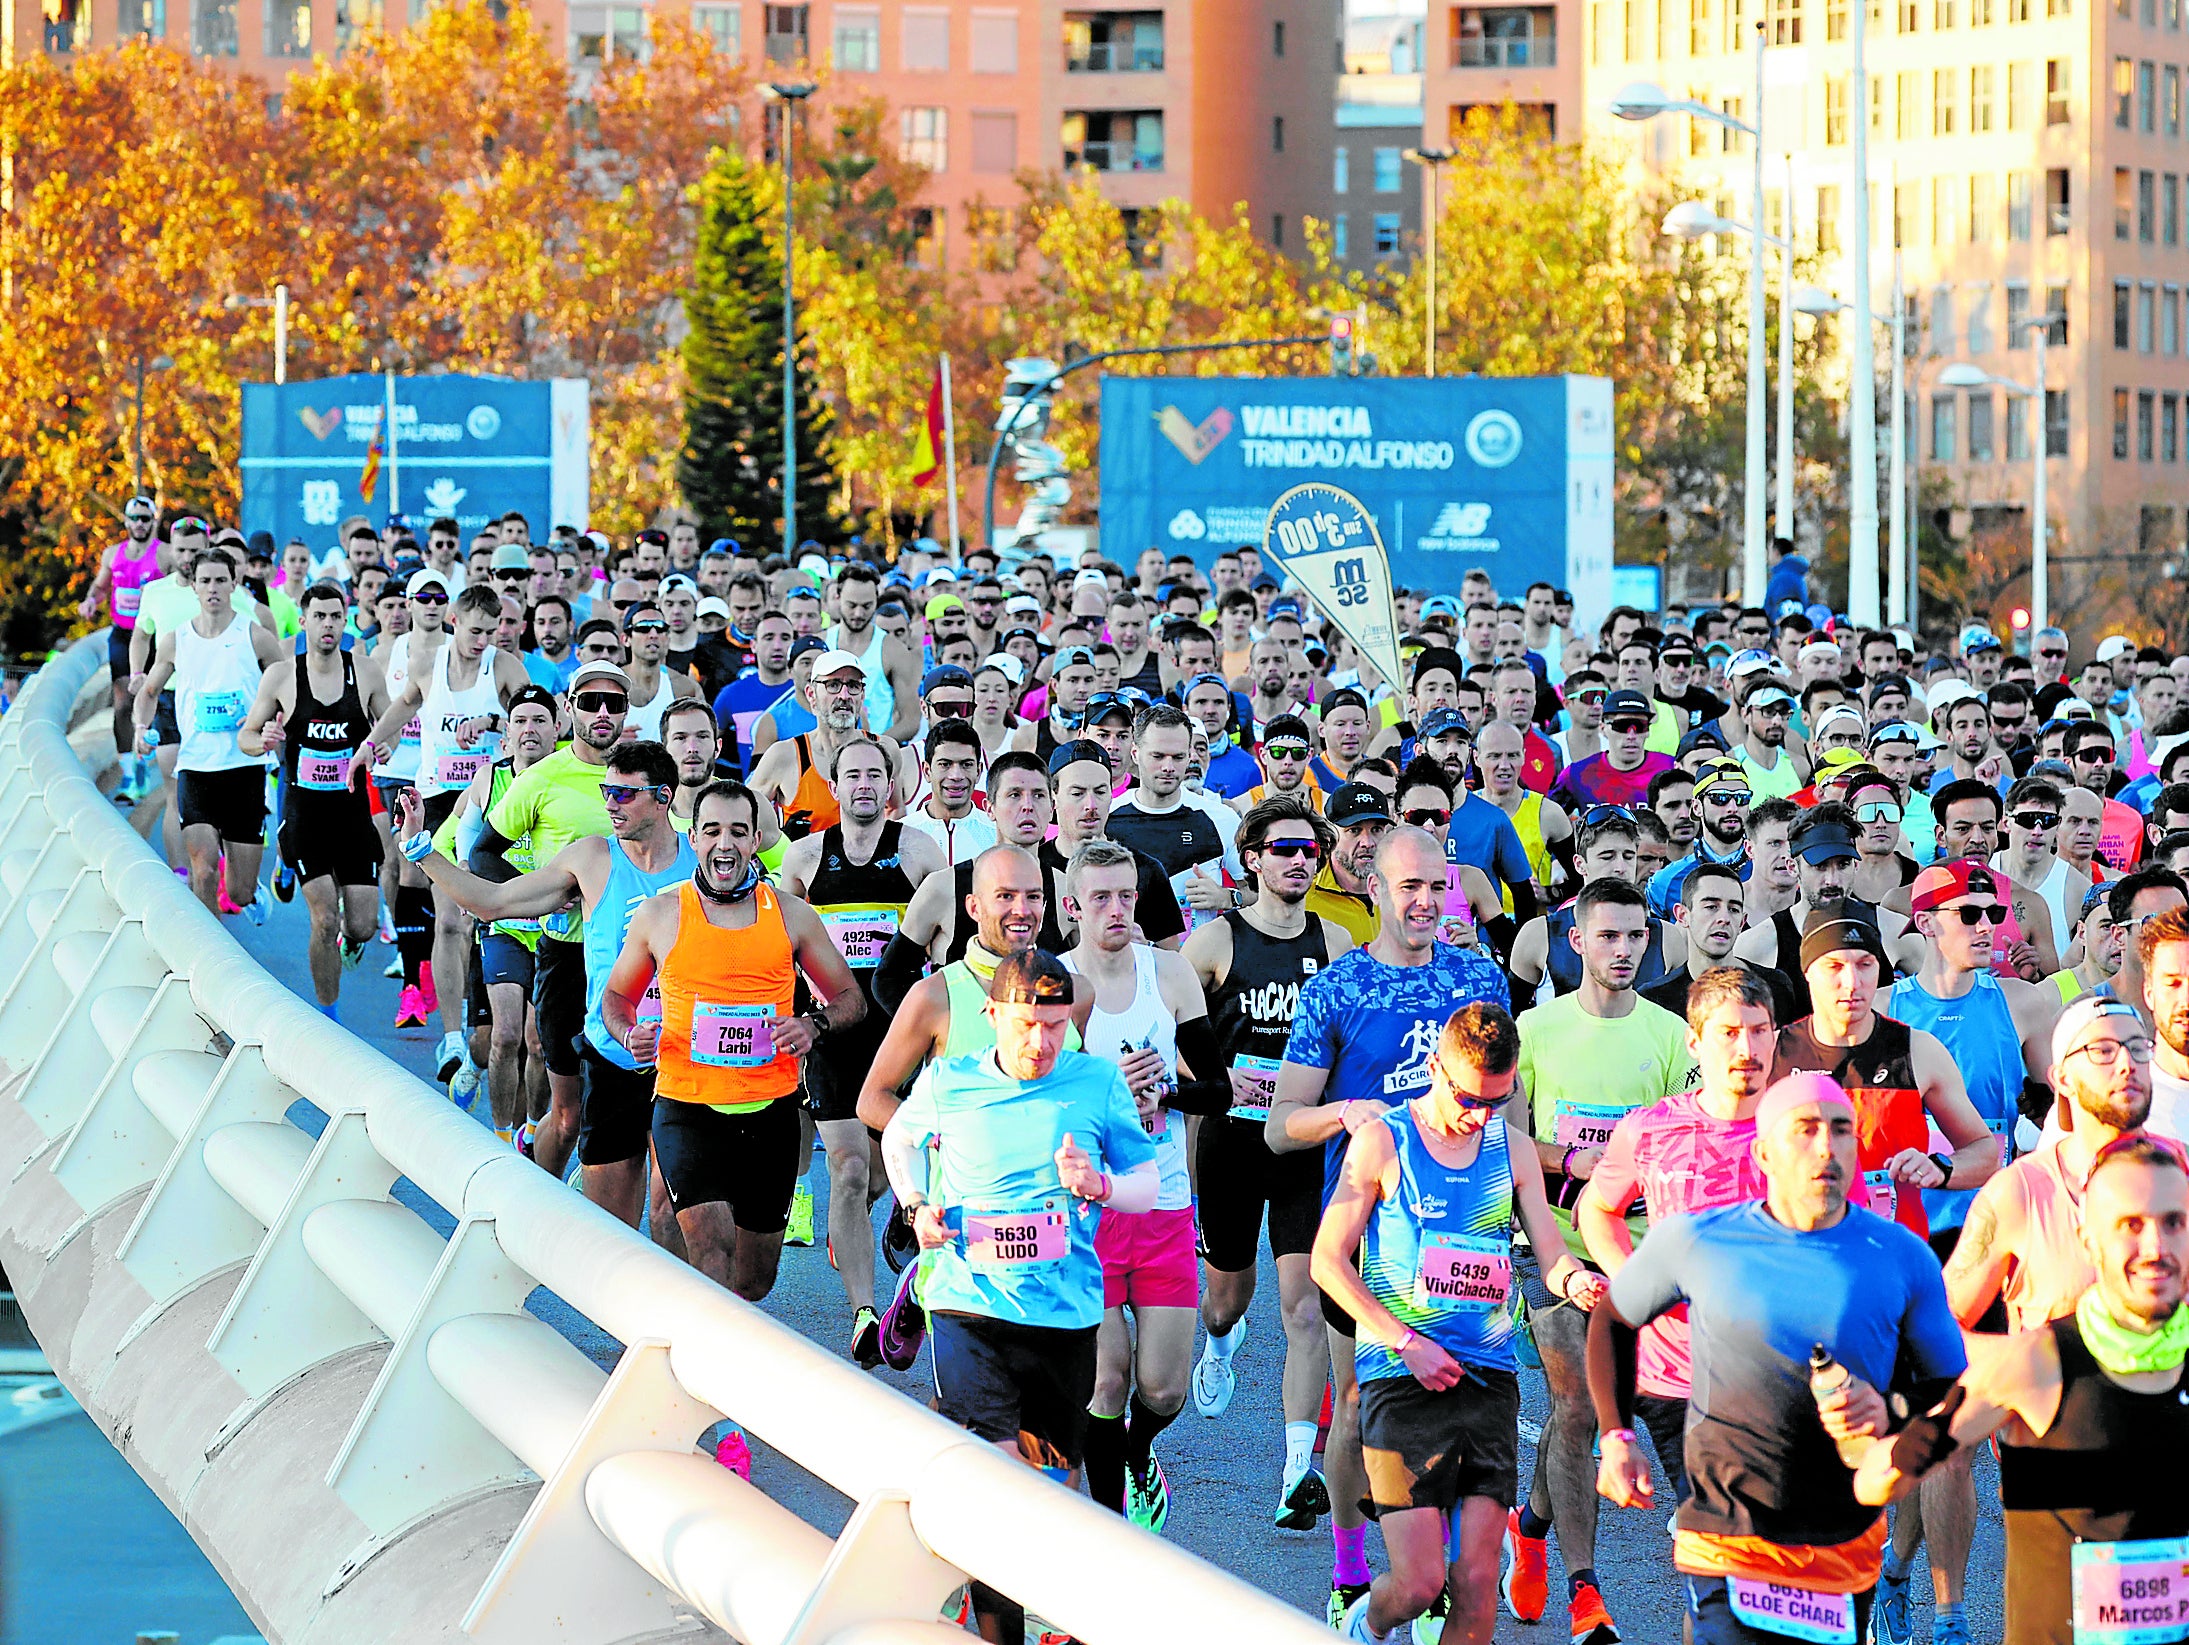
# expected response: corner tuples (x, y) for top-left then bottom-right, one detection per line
(174, 613), (264, 774)
(626, 670), (675, 743)
(414, 644), (504, 796)
(1063, 943), (1188, 1210)
(374, 631), (426, 781)
(2028, 854), (2075, 955)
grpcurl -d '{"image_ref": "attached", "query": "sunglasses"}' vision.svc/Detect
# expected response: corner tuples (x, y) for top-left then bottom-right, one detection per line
(1403, 806), (1453, 826)
(1259, 838), (1324, 859)
(1702, 789), (1753, 807)
(2075, 747), (2116, 763)
(411, 589), (449, 605)
(1940, 902), (2011, 926)
(1854, 800), (1904, 824)
(573, 692), (629, 713)
(928, 699), (973, 719)
(600, 782), (668, 805)
(625, 620), (667, 635)
(1607, 718), (1651, 734)
(2011, 810), (2061, 832)
(1265, 743), (1311, 760)
(1578, 804), (1634, 827)
(1573, 689), (1608, 705)
(2035, 647), (2068, 660)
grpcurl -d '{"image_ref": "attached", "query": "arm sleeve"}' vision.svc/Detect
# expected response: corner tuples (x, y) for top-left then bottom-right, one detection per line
(873, 933), (930, 1016)
(881, 1069), (938, 1203)
(466, 818), (520, 882)
(1606, 1214), (1694, 1328)
(1168, 1016), (1231, 1115)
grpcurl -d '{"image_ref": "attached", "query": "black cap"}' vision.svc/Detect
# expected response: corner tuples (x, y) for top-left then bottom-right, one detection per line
(1799, 902), (1891, 972)
(1326, 782), (1393, 828)
(1792, 816), (1860, 865)
(1047, 738), (1112, 777)
(1677, 725), (1729, 758)
(1324, 687), (1370, 717)
(506, 684), (560, 718)
(1603, 689), (1653, 721)
(987, 948), (1075, 1006)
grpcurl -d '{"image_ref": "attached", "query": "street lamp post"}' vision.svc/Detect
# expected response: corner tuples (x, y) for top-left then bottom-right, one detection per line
(1776, 152), (1795, 546)
(766, 82), (817, 562)
(1845, 0), (1879, 627)
(1797, 276), (1911, 628)
(1939, 315), (2052, 632)
(1402, 146), (1456, 377)
(1612, 32), (1771, 604)
(226, 285), (290, 384)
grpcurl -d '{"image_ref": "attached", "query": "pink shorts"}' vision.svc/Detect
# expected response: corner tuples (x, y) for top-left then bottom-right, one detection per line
(1096, 1205), (1200, 1311)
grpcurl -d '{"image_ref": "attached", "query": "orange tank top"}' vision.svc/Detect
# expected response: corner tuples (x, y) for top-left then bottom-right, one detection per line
(784, 735), (841, 839)
(654, 882), (800, 1109)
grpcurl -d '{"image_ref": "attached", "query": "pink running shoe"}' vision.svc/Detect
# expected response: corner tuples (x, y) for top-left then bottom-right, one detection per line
(417, 961), (439, 1015)
(714, 1428), (752, 1480)
(393, 986), (430, 1030)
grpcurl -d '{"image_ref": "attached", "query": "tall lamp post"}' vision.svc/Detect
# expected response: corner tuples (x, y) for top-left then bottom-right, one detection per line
(765, 81), (817, 562)
(1402, 146), (1455, 377)
(1939, 315), (2054, 633)
(1611, 26), (1771, 604)
(223, 284), (290, 384)
(1795, 280), (1911, 627)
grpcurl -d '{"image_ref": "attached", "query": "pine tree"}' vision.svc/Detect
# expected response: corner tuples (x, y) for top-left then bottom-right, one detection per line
(677, 149), (835, 547)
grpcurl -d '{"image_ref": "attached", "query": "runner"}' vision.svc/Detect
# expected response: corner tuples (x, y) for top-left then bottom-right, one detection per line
(1315, 1002), (1604, 1645)
(1643, 862), (1750, 1019)
(2111, 870), (2189, 1032)
(1647, 759), (1753, 919)
(825, 562), (919, 740)
(1268, 825), (1512, 1626)
(1479, 720), (1574, 911)
(902, 719), (999, 864)
(1229, 712), (1324, 813)
(1576, 966), (1782, 1505)
(1850, 1132), (2189, 1645)
(893, 753), (1054, 970)
(601, 779), (863, 1297)
(749, 649), (912, 840)
(1062, 839), (1225, 1531)
(777, 738), (946, 1362)
(1730, 807), (1920, 1022)
(236, 580), (389, 1017)
(711, 609), (796, 774)
(371, 569), (452, 994)
(1890, 779), (2061, 982)
(878, 948), (1160, 1645)
(1506, 876), (1699, 1645)
(1509, 809), (1687, 1004)
(658, 697), (725, 824)
(81, 495), (168, 801)
(1549, 690), (1675, 810)
(1991, 776), (2092, 955)
(1013, 644), (1099, 763)
(1039, 740), (1187, 953)
(131, 544), (285, 918)
(1107, 704), (1245, 933)
(619, 601), (704, 743)
(1729, 678), (1806, 801)
(1588, 1072), (1968, 1645)
(1307, 782), (1395, 946)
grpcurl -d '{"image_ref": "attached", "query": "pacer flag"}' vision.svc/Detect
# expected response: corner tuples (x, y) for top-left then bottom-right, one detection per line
(910, 363), (946, 486)
(358, 404), (386, 503)
(1263, 482), (1403, 691)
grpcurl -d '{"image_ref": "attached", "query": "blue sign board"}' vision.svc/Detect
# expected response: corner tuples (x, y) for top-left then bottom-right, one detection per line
(1096, 374), (1614, 630)
(240, 373), (588, 549)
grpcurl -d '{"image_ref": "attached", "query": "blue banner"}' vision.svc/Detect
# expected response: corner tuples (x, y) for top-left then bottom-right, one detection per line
(1096, 374), (1613, 628)
(240, 373), (589, 550)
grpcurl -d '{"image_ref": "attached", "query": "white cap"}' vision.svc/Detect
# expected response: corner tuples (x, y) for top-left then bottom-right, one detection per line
(660, 572), (699, 595)
(978, 652), (1026, 686)
(810, 648), (867, 679)
(1073, 568), (1108, 590)
(1005, 593), (1042, 617)
(1727, 650), (1779, 682)
(798, 552), (831, 582)
(1815, 703), (1866, 738)
(1799, 638), (1843, 661)
(1926, 679), (1978, 721)
(407, 568), (450, 596)
(2096, 635), (2135, 664)
(696, 596), (730, 620)
(569, 661), (632, 694)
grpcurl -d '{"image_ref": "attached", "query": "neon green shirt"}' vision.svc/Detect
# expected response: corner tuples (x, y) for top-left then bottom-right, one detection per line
(485, 745), (612, 942)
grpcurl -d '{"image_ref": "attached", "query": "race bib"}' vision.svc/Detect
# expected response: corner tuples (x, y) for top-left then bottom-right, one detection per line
(1727, 1579), (1856, 1645)
(2072, 1535), (2189, 1645)
(296, 750), (354, 791)
(1227, 1054), (1280, 1123)
(963, 1209), (1067, 1270)
(399, 715), (422, 747)
(436, 750), (489, 787)
(114, 586), (142, 617)
(1141, 1103), (1170, 1138)
(689, 1002), (776, 1067)
(192, 690), (246, 734)
(822, 907), (897, 969)
(638, 981), (662, 1022)
(1864, 1168), (1899, 1222)
(1412, 1231), (1512, 1313)
(731, 707), (767, 749)
(1554, 1103), (1626, 1151)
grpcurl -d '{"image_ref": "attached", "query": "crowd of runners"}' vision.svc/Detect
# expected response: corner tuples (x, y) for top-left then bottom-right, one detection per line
(75, 501), (2189, 1645)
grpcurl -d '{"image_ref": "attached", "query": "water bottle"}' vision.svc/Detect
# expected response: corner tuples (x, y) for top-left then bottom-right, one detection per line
(1808, 1344), (1869, 1468)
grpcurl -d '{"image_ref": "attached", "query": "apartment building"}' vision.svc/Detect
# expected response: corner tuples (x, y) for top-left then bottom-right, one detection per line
(1424, 0), (1585, 138)
(1580, 0), (2189, 595)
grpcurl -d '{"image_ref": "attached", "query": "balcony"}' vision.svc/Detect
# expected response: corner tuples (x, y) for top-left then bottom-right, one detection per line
(1452, 7), (1556, 67)
(1062, 110), (1165, 172)
(43, 0), (82, 51)
(1062, 138), (1166, 172)
(1064, 11), (1164, 72)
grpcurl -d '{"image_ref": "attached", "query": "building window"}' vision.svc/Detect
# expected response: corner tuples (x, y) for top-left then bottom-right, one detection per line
(2008, 60), (2031, 127)
(1374, 213), (1404, 256)
(1334, 213), (1350, 260)
(901, 7), (948, 68)
(2009, 171), (2033, 238)
(44, 0), (86, 47)
(2117, 56), (2135, 125)
(1818, 183), (1842, 250)
(902, 107), (948, 169)
(1272, 213), (1285, 248)
(2007, 395), (2030, 458)
(2007, 281), (2032, 346)
(1273, 116), (1285, 153)
(1969, 392), (1996, 459)
(1828, 0), (1847, 36)
(1060, 109), (1164, 171)
(1895, 182), (1916, 246)
(764, 3), (808, 62)
(334, 0), (375, 51)
(1063, 11), (1164, 71)
(1771, 0), (1802, 40)
(1374, 147), (1404, 191)
(2141, 283), (2158, 350)
(1722, 95), (1745, 150)
(2047, 168), (2071, 233)
(2143, 61), (2159, 129)
(693, 3), (740, 53)
(2169, 175), (2182, 245)
(1972, 64), (1996, 129)
(2140, 391), (2157, 460)
(1826, 75), (1850, 141)
(970, 10), (1018, 71)
(1273, 17), (1285, 52)
(2047, 283), (2069, 344)
(1334, 147), (1350, 193)
(906, 206), (943, 268)
(2046, 390), (2069, 456)
(1900, 0), (1918, 28)
(1933, 177), (1958, 242)
(1690, 0), (1712, 53)
(833, 7), (879, 68)
(572, 4), (648, 61)
(2170, 65), (2184, 132)
(1969, 282), (1995, 349)
(2115, 387), (2133, 458)
(2167, 285), (2182, 353)
(2118, 280), (2135, 347)
(2141, 171), (2157, 241)
(2119, 167), (2135, 239)
(266, 0), (310, 54)
(1934, 67), (1959, 130)
(1932, 394), (1958, 460)
(1935, 0), (1954, 19)
(191, 0), (236, 53)
(2167, 396), (2181, 463)
(118, 0), (162, 36)
(1897, 71), (1920, 135)
(1931, 283), (1958, 349)
(2047, 57), (2071, 122)
(1970, 173), (1996, 238)
(969, 110), (1018, 173)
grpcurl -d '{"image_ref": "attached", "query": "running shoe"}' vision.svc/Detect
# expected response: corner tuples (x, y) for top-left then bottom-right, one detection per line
(393, 985), (430, 1030)
(785, 1183), (815, 1247)
(1568, 1581), (1620, 1645)
(1328, 1581), (1374, 1631)
(849, 1305), (882, 1368)
(1869, 1565), (1914, 1645)
(1930, 1611), (1971, 1645)
(1191, 1322), (1244, 1417)
(877, 1261), (928, 1371)
(1501, 1508), (1548, 1623)
(378, 910), (396, 945)
(1412, 1587), (1451, 1645)
(340, 935), (368, 971)
(516, 1120), (536, 1159)
(436, 1030), (468, 1083)
(1275, 1466), (1330, 1530)
(1342, 1591), (1395, 1644)
(449, 1063), (478, 1112)
(217, 884), (244, 916)
(241, 888), (268, 926)
(713, 1427), (752, 1480)
(881, 1199), (918, 1273)
(1124, 1451), (1170, 1533)
(384, 955), (404, 980)
(271, 862), (297, 903)
(417, 962), (438, 1015)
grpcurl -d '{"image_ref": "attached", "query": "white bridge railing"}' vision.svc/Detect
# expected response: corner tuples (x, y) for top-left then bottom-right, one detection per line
(0, 635), (1329, 1645)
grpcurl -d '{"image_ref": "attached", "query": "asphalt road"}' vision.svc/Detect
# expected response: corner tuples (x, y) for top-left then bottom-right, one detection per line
(215, 864), (2009, 1644)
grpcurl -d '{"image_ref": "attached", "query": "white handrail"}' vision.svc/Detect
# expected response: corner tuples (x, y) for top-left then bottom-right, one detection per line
(0, 634), (1333, 1645)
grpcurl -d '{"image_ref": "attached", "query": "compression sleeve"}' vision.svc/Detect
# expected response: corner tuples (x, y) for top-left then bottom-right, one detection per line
(873, 932), (929, 1016)
(1587, 1299), (1642, 1432)
(1167, 1016), (1231, 1115)
(879, 1110), (931, 1206)
(467, 820), (519, 883)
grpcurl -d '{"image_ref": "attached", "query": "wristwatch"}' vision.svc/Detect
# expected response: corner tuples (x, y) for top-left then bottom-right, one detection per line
(803, 1006), (830, 1038)
(1928, 1151), (1956, 1185)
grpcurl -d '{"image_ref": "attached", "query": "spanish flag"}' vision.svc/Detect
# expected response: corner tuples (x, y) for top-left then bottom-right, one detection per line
(910, 362), (946, 487)
(359, 405), (386, 503)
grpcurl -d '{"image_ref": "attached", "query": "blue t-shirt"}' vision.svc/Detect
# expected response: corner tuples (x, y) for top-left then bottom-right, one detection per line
(1204, 740), (1262, 799)
(524, 649), (577, 692)
(1611, 1200), (1966, 1547)
(1282, 945), (1511, 1201)
(1884, 973), (2024, 1235)
(712, 671), (797, 774)
(1646, 839), (1753, 919)
(1444, 791), (1533, 899)
(896, 1049), (1157, 1330)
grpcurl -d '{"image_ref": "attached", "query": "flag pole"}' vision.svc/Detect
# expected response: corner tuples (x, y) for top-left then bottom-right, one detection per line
(386, 365), (401, 519)
(940, 354), (959, 554)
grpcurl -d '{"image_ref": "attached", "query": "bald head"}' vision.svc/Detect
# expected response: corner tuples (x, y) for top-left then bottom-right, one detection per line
(967, 843), (1045, 955)
(1373, 824), (1447, 886)
(1476, 720), (1524, 756)
(971, 843), (1041, 899)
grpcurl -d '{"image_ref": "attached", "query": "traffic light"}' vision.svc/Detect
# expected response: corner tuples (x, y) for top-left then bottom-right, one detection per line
(1328, 314), (1354, 377)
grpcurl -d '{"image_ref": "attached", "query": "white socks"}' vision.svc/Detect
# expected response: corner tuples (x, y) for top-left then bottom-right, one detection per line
(1207, 1319), (1246, 1366)
(1284, 1421), (1317, 1483)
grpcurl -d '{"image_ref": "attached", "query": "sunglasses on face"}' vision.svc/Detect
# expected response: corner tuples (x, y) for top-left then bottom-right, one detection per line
(1259, 838), (1323, 860)
(1578, 804), (1634, 828)
(1702, 790), (1753, 808)
(1266, 743), (1311, 761)
(2076, 747), (2116, 763)
(1855, 800), (1904, 824)
(1941, 902), (2011, 926)
(1574, 690), (1608, 705)
(928, 699), (973, 718)
(600, 783), (668, 806)
(411, 590), (448, 605)
(573, 692), (628, 713)
(625, 620), (667, 635)
(2012, 810), (2061, 832)
(1403, 806), (1453, 826)
(2036, 647), (2068, 660)
(1607, 718), (1651, 734)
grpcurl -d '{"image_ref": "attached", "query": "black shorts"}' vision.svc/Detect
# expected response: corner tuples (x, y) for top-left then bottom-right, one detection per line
(930, 1312), (1100, 1470)
(478, 931), (538, 992)
(1196, 1113), (1324, 1272)
(280, 793), (381, 887)
(1635, 1391), (1693, 1504)
(531, 937), (586, 1078)
(578, 1043), (655, 1167)
(651, 1095), (800, 1229)
(422, 790), (462, 833)
(1360, 1367), (1523, 1514)
(177, 766), (267, 843)
(805, 1013), (885, 1124)
(108, 627), (133, 679)
(153, 688), (180, 747)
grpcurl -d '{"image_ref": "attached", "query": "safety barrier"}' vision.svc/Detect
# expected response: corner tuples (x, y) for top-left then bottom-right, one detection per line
(0, 635), (1332, 1645)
